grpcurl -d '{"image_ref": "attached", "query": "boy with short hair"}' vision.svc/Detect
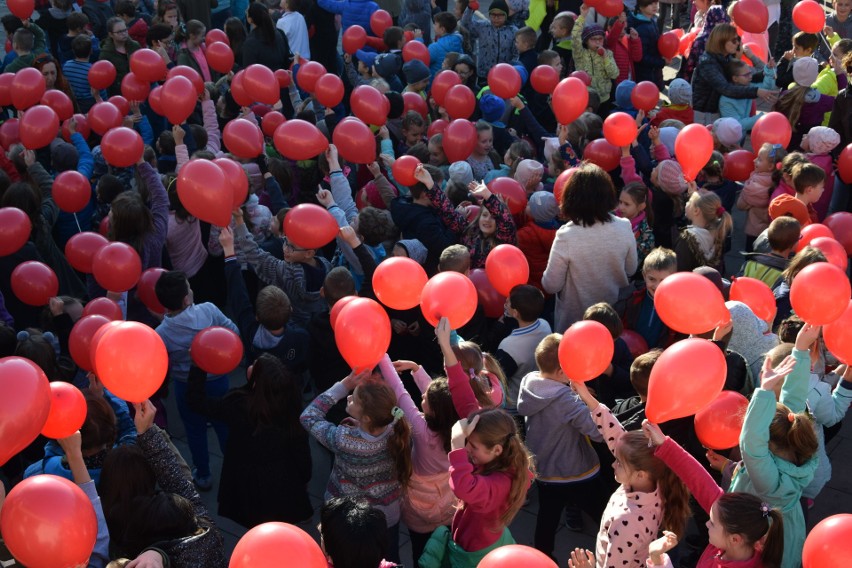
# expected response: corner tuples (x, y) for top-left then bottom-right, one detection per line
(428, 11), (463, 77)
(793, 162), (826, 223)
(514, 26), (538, 77)
(610, 349), (663, 430)
(776, 31), (820, 89)
(583, 302), (634, 407)
(621, 247), (677, 348)
(548, 11), (575, 75)
(57, 11), (100, 64)
(740, 216), (800, 287)
(517, 333), (606, 558)
(438, 244), (470, 274)
(63, 35), (100, 112)
(115, 0), (148, 47)
(5, 21), (47, 73)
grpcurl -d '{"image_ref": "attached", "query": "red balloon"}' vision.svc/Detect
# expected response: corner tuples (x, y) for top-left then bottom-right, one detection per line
(11, 67), (46, 110)
(330, 295), (358, 331)
(487, 63), (521, 99)
(680, 30), (698, 56)
(751, 112), (792, 151)
(69, 314), (110, 371)
(41, 382), (87, 439)
(370, 9), (393, 36)
(213, 157), (250, 208)
(402, 91), (428, 119)
(793, 0), (826, 33)
(796, 223), (835, 252)
(177, 159), (231, 227)
(19, 104), (58, 149)
(275, 69), (292, 89)
(570, 70), (592, 86)
(7, 0), (34, 19)
(62, 113), (90, 142)
(443, 84), (476, 120)
(428, 118), (449, 138)
(730, 276), (776, 323)
(373, 257), (429, 310)
(261, 110), (285, 137)
(99, 215), (110, 237)
(351, 84), (388, 125)
(630, 81), (660, 112)
(479, 544), (558, 568)
(694, 391), (749, 450)
(402, 40), (430, 66)
(230, 522), (327, 568)
(130, 48), (167, 82)
(583, 139), (621, 171)
(443, 119), (477, 162)
(675, 123), (714, 181)
(839, 144), (852, 184)
(231, 71), (251, 106)
(647, 338), (726, 423)
(167, 65), (204, 96)
(136, 267), (167, 314)
(11, 261), (58, 306)
(274, 119), (328, 160)
(88, 60), (116, 90)
(464, 204), (481, 223)
(314, 73), (345, 108)
(65, 232), (108, 274)
(553, 167), (577, 204)
(559, 321), (615, 382)
(206, 28), (229, 45)
(342, 25), (367, 54)
(83, 297), (123, 321)
(485, 244), (529, 296)
(95, 321), (168, 402)
(531, 65), (559, 94)
(790, 262), (851, 325)
(41, 89), (74, 120)
(161, 76), (197, 125)
(296, 60), (326, 93)
(723, 150), (756, 182)
(552, 77), (589, 125)
(0, 356), (50, 466)
(732, 0), (769, 33)
(0, 73), (13, 107)
(824, 300), (852, 364)
(223, 118), (264, 158)
(87, 102), (123, 135)
(392, 155), (421, 186)
(654, 272), (729, 334)
(88, 320), (124, 376)
(603, 111), (639, 147)
(0, 117), (19, 148)
(243, 64), (279, 105)
(596, 0), (624, 18)
(335, 297), (391, 371)
(658, 31), (680, 60)
(810, 237), (848, 270)
(431, 70), (461, 106)
(53, 171), (91, 213)
(120, 69), (151, 101)
(108, 95), (130, 117)
(101, 126), (144, 168)
(825, 212), (852, 255)
(0, 474), (98, 568)
(742, 42), (768, 67)
(0, 207), (31, 256)
(333, 117), (377, 164)
(420, 271), (478, 329)
(191, 326), (244, 374)
(620, 330), (649, 359)
(487, 177), (527, 215)
(469, 268), (505, 318)
(802, 514), (852, 568)
(283, 203), (340, 249)
(92, 242), (142, 293)
(206, 41), (235, 74)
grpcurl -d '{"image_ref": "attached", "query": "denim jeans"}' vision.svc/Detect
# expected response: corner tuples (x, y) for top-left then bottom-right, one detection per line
(172, 376), (229, 478)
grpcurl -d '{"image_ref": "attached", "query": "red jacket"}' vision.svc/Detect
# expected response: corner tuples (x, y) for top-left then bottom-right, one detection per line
(650, 104), (694, 126)
(516, 219), (557, 293)
(606, 21), (642, 85)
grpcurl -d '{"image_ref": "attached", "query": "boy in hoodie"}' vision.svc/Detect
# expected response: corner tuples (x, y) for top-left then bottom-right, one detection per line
(428, 11), (463, 77)
(154, 270), (239, 490)
(517, 333), (606, 559)
(461, 0), (518, 81)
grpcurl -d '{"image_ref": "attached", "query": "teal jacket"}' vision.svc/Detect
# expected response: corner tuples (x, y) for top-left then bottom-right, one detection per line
(729, 348), (817, 568)
(417, 525), (514, 568)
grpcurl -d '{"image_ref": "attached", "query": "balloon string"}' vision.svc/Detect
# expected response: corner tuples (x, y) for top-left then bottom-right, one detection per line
(73, 212), (82, 233)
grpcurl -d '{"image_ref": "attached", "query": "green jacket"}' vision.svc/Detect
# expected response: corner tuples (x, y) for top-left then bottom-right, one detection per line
(98, 36), (142, 96)
(813, 66), (840, 126)
(417, 526), (515, 568)
(729, 348), (818, 568)
(4, 23), (46, 73)
(571, 15), (619, 102)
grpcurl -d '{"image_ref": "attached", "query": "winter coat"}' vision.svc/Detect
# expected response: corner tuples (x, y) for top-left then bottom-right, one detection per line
(242, 27), (293, 71)
(572, 14), (620, 102)
(390, 197), (459, 275)
(418, 525), (514, 568)
(460, 8), (519, 78)
(399, 0), (433, 43)
(156, 302), (239, 382)
(516, 218), (558, 292)
(428, 32), (464, 77)
(606, 19), (642, 84)
(692, 50), (760, 114)
(317, 0), (379, 32)
(736, 170), (773, 237)
(828, 85), (852, 151)
(98, 36), (142, 95)
(801, 373), (852, 499)
(627, 11), (663, 87)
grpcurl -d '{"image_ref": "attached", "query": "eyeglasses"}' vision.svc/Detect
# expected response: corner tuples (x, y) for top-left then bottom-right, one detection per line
(489, 11), (506, 17)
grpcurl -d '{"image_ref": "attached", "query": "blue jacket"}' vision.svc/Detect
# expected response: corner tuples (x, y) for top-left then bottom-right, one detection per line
(461, 8), (518, 78)
(317, 0), (379, 33)
(428, 32), (463, 77)
(628, 12), (663, 83)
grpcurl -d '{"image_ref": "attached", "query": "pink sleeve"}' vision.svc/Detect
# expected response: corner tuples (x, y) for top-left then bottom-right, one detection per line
(176, 144), (189, 172)
(654, 437), (722, 514)
(653, 143), (671, 161)
(378, 354), (429, 441)
(487, 373), (504, 407)
(201, 99), (221, 154)
(447, 362), (480, 419)
(448, 448), (511, 507)
(620, 155), (643, 185)
(590, 403), (626, 456)
(413, 365), (433, 394)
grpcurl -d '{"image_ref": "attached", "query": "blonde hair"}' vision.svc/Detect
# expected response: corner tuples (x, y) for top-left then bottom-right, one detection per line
(687, 191), (733, 266)
(774, 86), (810, 133)
(534, 333), (562, 374)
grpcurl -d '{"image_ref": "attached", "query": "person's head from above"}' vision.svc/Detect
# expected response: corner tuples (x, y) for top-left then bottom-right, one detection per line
(255, 285), (291, 332)
(549, 11), (574, 40)
(442, 51), (460, 71)
(651, 159), (686, 196)
(383, 26), (405, 50)
(766, 216), (801, 256)
(534, 333), (564, 378)
(319, 497), (388, 568)
(453, 55), (476, 83)
(433, 11), (457, 38)
(439, 243), (471, 274)
(506, 284), (545, 325)
(779, 151), (808, 186)
(107, 16), (129, 45)
(636, 0), (660, 18)
(781, 245), (826, 285)
(182, 19), (206, 48)
(115, 0), (137, 22)
(702, 151), (724, 181)
(515, 25), (537, 52)
(583, 302), (623, 340)
(12, 26), (34, 54)
(109, 191), (154, 254)
(71, 33), (93, 60)
(629, 349), (662, 400)
(320, 266), (356, 307)
(618, 182), (650, 221)
(801, 125), (841, 156)
(792, 31), (819, 58)
(422, 376), (459, 449)
(488, 0), (510, 28)
(559, 162), (617, 227)
(706, 493), (784, 566)
(706, 23), (740, 56)
(642, 247), (677, 298)
(791, 162), (826, 205)
(154, 270), (193, 312)
(403, 59), (430, 91)
(752, 142), (785, 174)
(538, 49), (563, 75)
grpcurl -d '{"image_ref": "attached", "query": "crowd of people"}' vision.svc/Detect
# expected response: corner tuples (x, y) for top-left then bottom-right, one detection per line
(1, 0), (852, 566)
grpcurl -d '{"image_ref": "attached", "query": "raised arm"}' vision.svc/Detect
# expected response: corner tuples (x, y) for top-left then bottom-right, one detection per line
(437, 317), (480, 418)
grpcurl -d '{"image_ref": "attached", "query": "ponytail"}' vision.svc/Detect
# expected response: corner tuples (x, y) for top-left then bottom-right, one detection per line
(769, 403), (819, 466)
(715, 493), (784, 568)
(388, 414), (413, 487)
(355, 382), (413, 486)
(762, 509), (785, 568)
(774, 86), (810, 132)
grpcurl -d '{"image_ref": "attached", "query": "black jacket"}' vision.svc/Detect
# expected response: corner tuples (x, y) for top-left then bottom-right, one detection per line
(692, 51), (760, 113)
(242, 27), (293, 71)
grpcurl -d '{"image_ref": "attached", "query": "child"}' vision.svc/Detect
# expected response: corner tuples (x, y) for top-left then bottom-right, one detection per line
(57, 11), (100, 64)
(496, 285), (552, 409)
(300, 370), (413, 564)
(402, 59), (431, 96)
(399, 111), (427, 156)
(622, 248), (678, 349)
(517, 191), (560, 292)
(736, 142), (786, 252)
(5, 21), (47, 73)
(276, 0), (310, 60)
(740, 216), (800, 287)
(573, 5), (620, 109)
(571, 379), (691, 568)
(176, 20), (214, 82)
(719, 56), (776, 133)
(792, 162), (826, 224)
(770, 152), (810, 201)
(651, 78), (693, 126)
(642, 421), (786, 568)
(514, 25), (538, 79)
(460, 0), (519, 82)
(63, 35), (99, 113)
(711, 117), (742, 153)
(479, 93), (516, 156)
(154, 271), (239, 490)
(346, 50), (377, 87)
(675, 190), (733, 272)
(775, 31), (819, 89)
(699, 152), (738, 213)
(605, 11), (643, 90)
(548, 11), (575, 75)
(517, 333), (606, 560)
(583, 302), (635, 407)
(629, 0), (666, 88)
(428, 12), (463, 77)
(774, 57), (835, 150)
(418, 407), (534, 566)
(801, 126), (840, 220)
(826, 0), (852, 41)
(116, 0), (148, 47)
(319, 497), (403, 568)
(617, 181), (655, 271)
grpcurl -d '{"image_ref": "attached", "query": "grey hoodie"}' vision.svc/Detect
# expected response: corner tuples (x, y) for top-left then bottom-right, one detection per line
(516, 372), (603, 482)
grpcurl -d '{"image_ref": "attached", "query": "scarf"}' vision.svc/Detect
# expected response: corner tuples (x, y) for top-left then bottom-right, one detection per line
(630, 211), (647, 233)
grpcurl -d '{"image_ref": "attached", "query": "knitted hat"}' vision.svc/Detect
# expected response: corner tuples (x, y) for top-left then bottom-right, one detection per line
(374, 53), (402, 80)
(515, 159), (544, 188)
(357, 180), (395, 210)
(803, 126), (840, 155)
(355, 49), (378, 69)
(403, 59), (430, 85)
(725, 300), (779, 377)
(479, 93), (506, 127)
(489, 0), (510, 15)
(792, 57), (819, 87)
(448, 161), (474, 185)
(396, 239), (428, 265)
(543, 137), (560, 164)
(385, 91), (405, 119)
(615, 80), (636, 110)
(667, 78), (692, 106)
(768, 194), (811, 226)
(656, 159), (686, 194)
(712, 117), (742, 148)
(528, 191), (559, 223)
(658, 127), (679, 156)
(50, 139), (79, 173)
(513, 64), (529, 86)
(581, 24), (605, 43)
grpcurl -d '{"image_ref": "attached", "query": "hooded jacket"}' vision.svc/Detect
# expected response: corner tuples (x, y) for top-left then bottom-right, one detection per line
(571, 14), (620, 102)
(461, 1), (519, 78)
(317, 0), (379, 33)
(627, 11), (663, 85)
(427, 32), (464, 77)
(725, 301), (779, 380)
